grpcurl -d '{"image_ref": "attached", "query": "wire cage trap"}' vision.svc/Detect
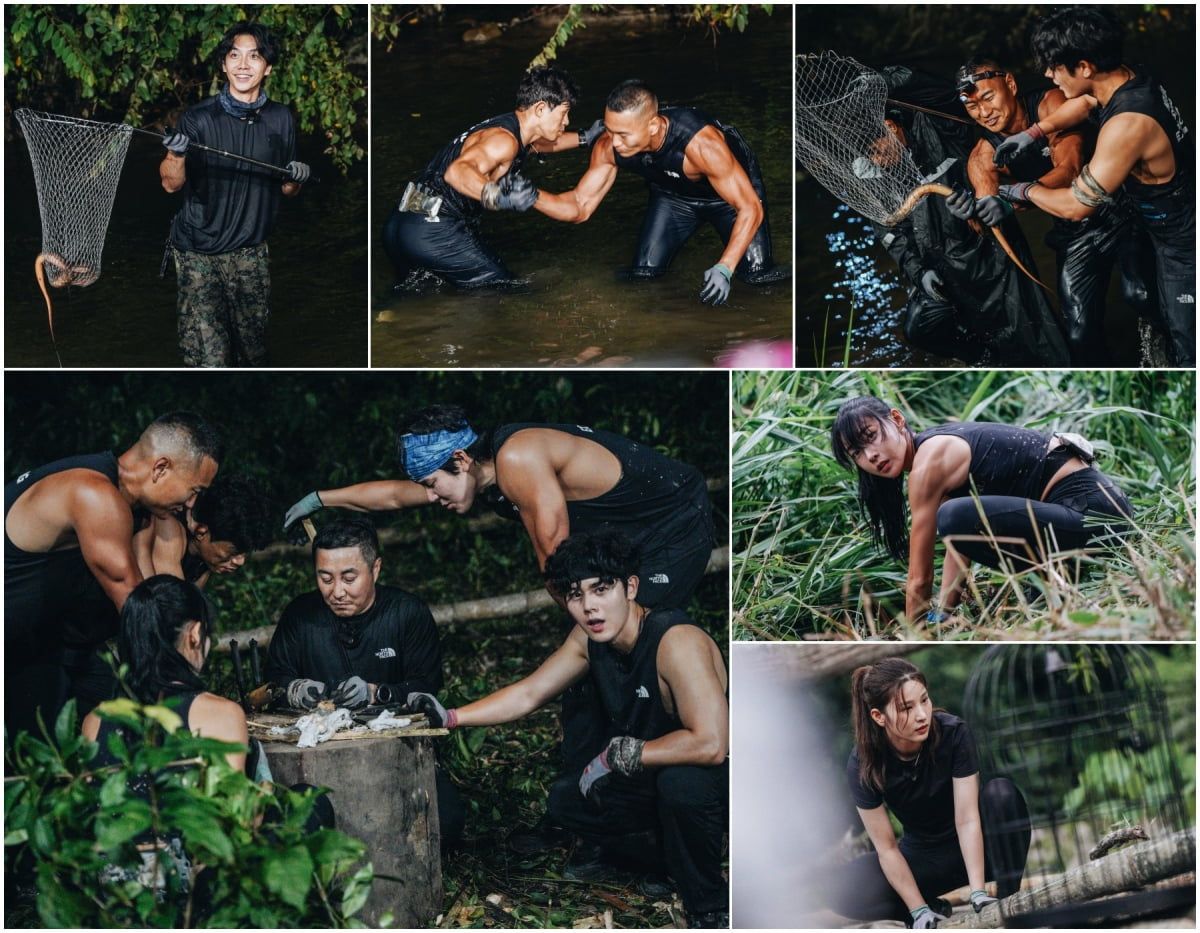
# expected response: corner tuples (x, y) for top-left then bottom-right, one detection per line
(963, 645), (1190, 883)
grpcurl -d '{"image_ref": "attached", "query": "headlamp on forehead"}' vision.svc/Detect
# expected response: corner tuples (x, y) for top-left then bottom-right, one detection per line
(956, 70), (1008, 98)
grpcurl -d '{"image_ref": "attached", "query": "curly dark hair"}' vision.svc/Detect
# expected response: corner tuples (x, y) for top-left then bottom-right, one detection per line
(190, 474), (273, 553)
(516, 66), (580, 110)
(544, 529), (641, 599)
(216, 22), (281, 67)
(1030, 6), (1125, 74)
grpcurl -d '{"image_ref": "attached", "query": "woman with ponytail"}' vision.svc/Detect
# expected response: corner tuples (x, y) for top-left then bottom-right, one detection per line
(829, 658), (1029, 928)
(831, 396), (1133, 624)
(82, 573), (247, 771)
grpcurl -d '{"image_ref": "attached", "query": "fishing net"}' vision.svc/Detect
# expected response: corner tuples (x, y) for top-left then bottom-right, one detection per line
(794, 51), (924, 226)
(15, 108), (133, 287)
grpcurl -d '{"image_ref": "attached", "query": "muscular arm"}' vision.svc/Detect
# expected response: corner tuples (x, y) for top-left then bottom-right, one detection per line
(640, 626), (728, 768)
(443, 126), (521, 202)
(532, 138), (619, 223)
(455, 628), (590, 726)
(1037, 90), (1086, 190)
(905, 437), (970, 620)
(968, 140), (1002, 196)
(493, 437), (571, 570)
(317, 480), (432, 512)
(133, 515), (188, 580)
(71, 481), (143, 611)
(857, 805), (927, 912)
(953, 773), (988, 893)
(1033, 94), (1097, 136)
(686, 126), (764, 270)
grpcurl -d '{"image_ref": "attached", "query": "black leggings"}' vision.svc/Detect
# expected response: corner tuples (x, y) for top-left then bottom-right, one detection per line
(936, 467), (1133, 573)
(827, 777), (1030, 923)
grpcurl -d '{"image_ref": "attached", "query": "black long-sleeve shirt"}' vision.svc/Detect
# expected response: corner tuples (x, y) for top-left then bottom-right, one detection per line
(264, 585), (443, 699)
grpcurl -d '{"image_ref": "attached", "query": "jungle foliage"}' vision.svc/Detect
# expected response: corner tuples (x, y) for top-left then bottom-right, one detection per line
(4, 5), (367, 172)
(5, 698), (372, 928)
(732, 369), (1195, 640)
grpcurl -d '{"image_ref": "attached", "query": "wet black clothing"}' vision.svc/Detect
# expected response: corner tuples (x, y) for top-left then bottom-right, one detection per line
(548, 610), (728, 916)
(613, 106), (782, 280)
(916, 422), (1134, 571)
(875, 69), (1069, 365)
(981, 89), (1059, 180)
(5, 452), (126, 740)
(385, 112), (529, 290)
(486, 423), (715, 612)
(265, 585), (443, 699)
(1099, 66), (1195, 364)
(168, 96), (296, 254)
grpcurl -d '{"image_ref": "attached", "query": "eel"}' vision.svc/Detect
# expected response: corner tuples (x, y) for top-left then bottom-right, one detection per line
(34, 252), (98, 357)
(883, 182), (1051, 291)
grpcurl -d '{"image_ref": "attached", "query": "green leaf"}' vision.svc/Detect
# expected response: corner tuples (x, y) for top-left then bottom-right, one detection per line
(1068, 610), (1101, 624)
(264, 845), (315, 908)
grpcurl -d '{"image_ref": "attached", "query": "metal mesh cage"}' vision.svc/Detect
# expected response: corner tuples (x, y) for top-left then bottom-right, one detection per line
(962, 645), (1188, 878)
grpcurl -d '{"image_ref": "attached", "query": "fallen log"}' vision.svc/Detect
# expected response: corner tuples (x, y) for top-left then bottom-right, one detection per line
(216, 546), (729, 651)
(939, 827), (1195, 928)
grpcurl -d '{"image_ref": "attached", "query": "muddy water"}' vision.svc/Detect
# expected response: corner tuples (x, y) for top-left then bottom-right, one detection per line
(4, 124), (367, 368)
(369, 9), (794, 368)
(794, 6), (1195, 367)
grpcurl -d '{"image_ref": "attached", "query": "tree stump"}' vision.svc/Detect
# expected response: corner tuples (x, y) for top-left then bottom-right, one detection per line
(263, 735), (442, 928)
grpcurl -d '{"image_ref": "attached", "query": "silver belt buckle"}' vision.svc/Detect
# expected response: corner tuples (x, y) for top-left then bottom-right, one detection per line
(400, 181), (442, 222)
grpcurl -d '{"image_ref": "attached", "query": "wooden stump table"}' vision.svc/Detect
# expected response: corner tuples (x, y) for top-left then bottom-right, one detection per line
(255, 713), (446, 928)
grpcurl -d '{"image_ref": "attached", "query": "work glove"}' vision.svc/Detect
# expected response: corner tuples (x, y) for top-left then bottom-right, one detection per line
(975, 195), (1015, 227)
(700, 263), (733, 305)
(286, 160), (311, 184)
(944, 189), (978, 221)
(851, 155), (885, 180)
(407, 692), (457, 728)
(481, 172), (539, 211)
(579, 736), (645, 801)
(998, 181), (1040, 204)
(992, 122), (1045, 168)
(283, 491), (323, 536)
(579, 746), (613, 802)
(919, 268), (945, 301)
(970, 890), (998, 913)
(910, 903), (948, 929)
(287, 678), (326, 710)
(329, 675), (371, 710)
(579, 118), (605, 147)
(163, 127), (190, 155)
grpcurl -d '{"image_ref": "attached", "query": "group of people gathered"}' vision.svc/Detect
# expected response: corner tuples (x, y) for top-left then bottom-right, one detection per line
(4, 405), (729, 928)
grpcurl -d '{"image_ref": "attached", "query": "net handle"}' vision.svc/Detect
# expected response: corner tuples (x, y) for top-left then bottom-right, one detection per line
(129, 125), (321, 184)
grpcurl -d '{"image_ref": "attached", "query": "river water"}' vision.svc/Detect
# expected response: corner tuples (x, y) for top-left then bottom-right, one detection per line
(794, 5), (1195, 367)
(4, 120), (368, 368)
(369, 8), (794, 368)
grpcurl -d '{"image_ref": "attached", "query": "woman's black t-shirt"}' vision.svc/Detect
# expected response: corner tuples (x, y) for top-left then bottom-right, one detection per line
(846, 711), (980, 845)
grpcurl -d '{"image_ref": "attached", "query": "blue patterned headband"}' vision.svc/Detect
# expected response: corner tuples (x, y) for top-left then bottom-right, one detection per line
(400, 426), (478, 480)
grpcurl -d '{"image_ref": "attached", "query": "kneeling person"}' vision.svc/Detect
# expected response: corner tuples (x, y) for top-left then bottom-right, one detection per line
(264, 518), (463, 846)
(410, 530), (729, 928)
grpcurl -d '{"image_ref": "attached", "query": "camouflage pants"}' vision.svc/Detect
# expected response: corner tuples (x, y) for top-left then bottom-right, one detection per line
(174, 244), (271, 367)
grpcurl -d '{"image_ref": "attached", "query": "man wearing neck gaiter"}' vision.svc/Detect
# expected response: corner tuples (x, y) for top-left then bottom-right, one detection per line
(160, 22), (310, 367)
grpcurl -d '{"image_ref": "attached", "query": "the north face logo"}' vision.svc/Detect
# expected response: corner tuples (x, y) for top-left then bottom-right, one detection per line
(648, 573), (670, 584)
(375, 647), (397, 659)
(635, 686), (650, 698)
(1177, 294), (1195, 304)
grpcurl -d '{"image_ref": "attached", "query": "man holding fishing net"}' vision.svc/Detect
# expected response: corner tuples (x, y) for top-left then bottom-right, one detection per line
(160, 23), (310, 367)
(979, 6), (1194, 365)
(949, 56), (1158, 364)
(530, 79), (788, 306)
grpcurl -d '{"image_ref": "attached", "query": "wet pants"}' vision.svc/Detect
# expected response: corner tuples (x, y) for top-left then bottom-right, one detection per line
(828, 778), (1030, 923)
(547, 759), (729, 915)
(936, 468), (1133, 572)
(1129, 183), (1196, 365)
(1047, 208), (1158, 363)
(174, 244), (271, 367)
(383, 207), (518, 289)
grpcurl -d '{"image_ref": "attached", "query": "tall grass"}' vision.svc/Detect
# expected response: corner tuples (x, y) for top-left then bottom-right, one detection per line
(732, 370), (1195, 640)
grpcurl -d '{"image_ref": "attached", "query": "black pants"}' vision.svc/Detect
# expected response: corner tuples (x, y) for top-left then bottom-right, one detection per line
(936, 468), (1133, 573)
(547, 760), (729, 916)
(382, 207), (520, 290)
(828, 777), (1030, 923)
(1130, 183), (1196, 366)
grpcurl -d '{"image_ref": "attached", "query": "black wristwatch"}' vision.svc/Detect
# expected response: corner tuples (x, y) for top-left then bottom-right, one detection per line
(375, 683), (394, 705)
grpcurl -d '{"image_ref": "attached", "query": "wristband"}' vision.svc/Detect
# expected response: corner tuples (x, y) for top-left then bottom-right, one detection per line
(1027, 122), (1046, 141)
(445, 708), (459, 729)
(714, 262), (733, 281)
(911, 904), (931, 922)
(578, 129), (587, 147)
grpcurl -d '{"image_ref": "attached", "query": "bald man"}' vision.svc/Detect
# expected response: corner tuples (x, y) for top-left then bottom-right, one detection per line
(5, 411), (224, 737)
(532, 79), (788, 305)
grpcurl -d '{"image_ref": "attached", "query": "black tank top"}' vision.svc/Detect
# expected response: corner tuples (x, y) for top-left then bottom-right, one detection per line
(5, 451), (120, 561)
(483, 423), (713, 560)
(613, 106), (731, 201)
(415, 111), (529, 219)
(914, 422), (1052, 501)
(587, 609), (700, 740)
(1099, 66), (1193, 199)
(982, 89), (1058, 182)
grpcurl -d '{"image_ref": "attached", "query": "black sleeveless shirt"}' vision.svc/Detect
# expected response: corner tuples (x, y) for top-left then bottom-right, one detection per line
(1099, 66), (1193, 199)
(613, 106), (728, 200)
(914, 422), (1052, 501)
(982, 89), (1059, 182)
(415, 111), (529, 220)
(587, 609), (705, 740)
(483, 423), (713, 561)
